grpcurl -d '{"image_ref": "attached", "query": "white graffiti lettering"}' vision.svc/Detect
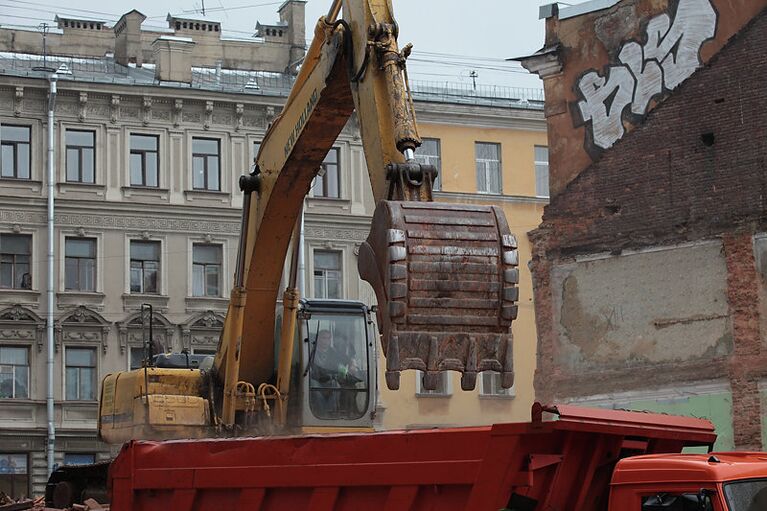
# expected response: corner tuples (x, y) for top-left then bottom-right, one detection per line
(576, 0), (717, 150)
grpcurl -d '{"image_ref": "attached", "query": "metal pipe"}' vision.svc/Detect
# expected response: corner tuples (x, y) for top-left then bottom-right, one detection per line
(326, 0), (342, 22)
(404, 148), (415, 161)
(298, 204), (306, 297)
(46, 73), (57, 477)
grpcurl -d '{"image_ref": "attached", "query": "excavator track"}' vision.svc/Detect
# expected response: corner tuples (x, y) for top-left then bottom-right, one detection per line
(359, 200), (518, 391)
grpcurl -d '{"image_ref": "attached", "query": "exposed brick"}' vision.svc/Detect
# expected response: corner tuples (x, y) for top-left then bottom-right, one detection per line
(530, 7), (767, 445)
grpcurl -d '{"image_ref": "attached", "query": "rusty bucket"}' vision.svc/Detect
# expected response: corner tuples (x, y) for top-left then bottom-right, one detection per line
(358, 201), (518, 391)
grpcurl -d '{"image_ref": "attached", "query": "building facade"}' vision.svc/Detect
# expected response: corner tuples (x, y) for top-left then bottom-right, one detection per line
(522, 0), (767, 452)
(0, 4), (546, 497)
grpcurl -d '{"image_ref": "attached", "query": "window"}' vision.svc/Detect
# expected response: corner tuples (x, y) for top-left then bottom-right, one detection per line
(312, 148), (340, 198)
(130, 241), (160, 294)
(0, 453), (28, 499)
(0, 347), (29, 399)
(415, 370), (450, 396)
(130, 134), (159, 187)
(65, 238), (96, 292)
(192, 348), (216, 356)
(0, 234), (31, 290)
(129, 346), (144, 370)
(192, 244), (222, 297)
(192, 138), (220, 191)
(63, 453), (95, 466)
(65, 130), (95, 183)
(535, 145), (549, 198)
(252, 141), (261, 165)
(414, 138), (441, 191)
(313, 250), (342, 299)
(475, 142), (501, 194)
(1, 125), (30, 179)
(480, 371), (513, 397)
(65, 347), (97, 401)
(642, 493), (714, 511)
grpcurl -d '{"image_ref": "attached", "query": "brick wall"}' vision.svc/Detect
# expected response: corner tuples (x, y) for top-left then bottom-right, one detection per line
(531, 8), (767, 449)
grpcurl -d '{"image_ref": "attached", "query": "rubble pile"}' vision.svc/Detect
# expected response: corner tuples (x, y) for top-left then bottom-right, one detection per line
(0, 496), (108, 511)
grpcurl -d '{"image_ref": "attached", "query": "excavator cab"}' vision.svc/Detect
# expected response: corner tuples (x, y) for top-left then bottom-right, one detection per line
(275, 299), (376, 431)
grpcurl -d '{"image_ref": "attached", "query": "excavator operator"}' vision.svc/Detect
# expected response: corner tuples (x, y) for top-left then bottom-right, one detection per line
(309, 329), (364, 418)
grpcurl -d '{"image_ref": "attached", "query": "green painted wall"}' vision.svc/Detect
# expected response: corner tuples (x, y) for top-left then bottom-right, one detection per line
(591, 392), (734, 451)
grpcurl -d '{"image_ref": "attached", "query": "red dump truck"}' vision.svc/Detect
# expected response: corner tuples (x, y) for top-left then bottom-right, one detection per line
(100, 403), (767, 511)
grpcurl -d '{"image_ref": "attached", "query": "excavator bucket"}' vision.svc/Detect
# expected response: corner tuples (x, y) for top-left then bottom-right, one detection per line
(358, 201), (518, 391)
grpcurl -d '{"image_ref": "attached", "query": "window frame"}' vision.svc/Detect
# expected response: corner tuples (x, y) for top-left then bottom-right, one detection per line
(414, 138), (442, 191)
(65, 129), (96, 184)
(129, 240), (161, 295)
(0, 233), (32, 290)
(64, 237), (97, 292)
(129, 133), (160, 188)
(534, 145), (550, 199)
(415, 370), (451, 397)
(63, 346), (98, 401)
(191, 137), (221, 191)
(475, 141), (502, 194)
(0, 452), (29, 499)
(479, 371), (515, 399)
(192, 243), (223, 297)
(313, 249), (343, 299)
(312, 148), (341, 199)
(0, 124), (31, 180)
(0, 346), (30, 400)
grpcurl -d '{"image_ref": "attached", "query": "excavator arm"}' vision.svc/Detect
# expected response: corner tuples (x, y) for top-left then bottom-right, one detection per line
(214, 0), (520, 427)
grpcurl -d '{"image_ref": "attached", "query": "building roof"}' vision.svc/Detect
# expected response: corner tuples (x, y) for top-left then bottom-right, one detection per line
(0, 51), (544, 109)
(613, 453), (767, 485)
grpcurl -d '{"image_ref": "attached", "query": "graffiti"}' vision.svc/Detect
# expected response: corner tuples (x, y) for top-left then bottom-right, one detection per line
(576, 0), (717, 150)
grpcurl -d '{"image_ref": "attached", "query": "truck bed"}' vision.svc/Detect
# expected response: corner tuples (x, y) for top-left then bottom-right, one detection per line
(108, 403), (716, 511)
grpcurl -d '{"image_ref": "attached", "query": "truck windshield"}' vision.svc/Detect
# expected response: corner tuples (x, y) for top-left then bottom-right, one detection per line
(724, 479), (767, 510)
(306, 312), (369, 421)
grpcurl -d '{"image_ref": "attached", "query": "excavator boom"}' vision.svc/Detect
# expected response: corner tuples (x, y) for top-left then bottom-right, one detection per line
(214, 0), (519, 425)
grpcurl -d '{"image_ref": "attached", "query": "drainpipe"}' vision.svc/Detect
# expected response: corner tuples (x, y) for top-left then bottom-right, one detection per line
(46, 73), (57, 477)
(298, 205), (305, 297)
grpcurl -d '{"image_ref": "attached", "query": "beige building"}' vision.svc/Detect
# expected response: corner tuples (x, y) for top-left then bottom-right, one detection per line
(0, 4), (546, 498)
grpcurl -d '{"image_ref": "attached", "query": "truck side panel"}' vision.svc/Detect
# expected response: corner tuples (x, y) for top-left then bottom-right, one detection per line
(108, 404), (717, 511)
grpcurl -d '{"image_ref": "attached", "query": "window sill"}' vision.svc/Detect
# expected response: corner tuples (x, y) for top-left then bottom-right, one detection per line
(58, 182), (106, 199)
(306, 196), (352, 213)
(475, 190), (503, 196)
(0, 289), (40, 306)
(415, 393), (452, 398)
(122, 293), (169, 312)
(184, 189), (230, 204)
(478, 393), (516, 400)
(185, 295), (229, 313)
(57, 292), (105, 311)
(0, 178), (42, 193)
(121, 186), (170, 202)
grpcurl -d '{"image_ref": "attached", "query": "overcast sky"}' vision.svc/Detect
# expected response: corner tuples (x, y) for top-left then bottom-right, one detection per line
(0, 0), (556, 89)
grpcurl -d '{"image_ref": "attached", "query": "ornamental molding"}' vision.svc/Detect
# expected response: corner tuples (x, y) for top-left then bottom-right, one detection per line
(0, 305), (45, 352)
(0, 209), (240, 234)
(181, 310), (224, 349)
(304, 226), (369, 242)
(54, 306), (111, 354)
(117, 311), (175, 354)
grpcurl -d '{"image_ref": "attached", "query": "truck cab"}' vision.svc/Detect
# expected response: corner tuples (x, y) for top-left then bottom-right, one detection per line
(610, 453), (767, 511)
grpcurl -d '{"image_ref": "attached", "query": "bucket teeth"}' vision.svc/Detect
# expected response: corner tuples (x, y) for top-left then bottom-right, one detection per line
(358, 201), (518, 391)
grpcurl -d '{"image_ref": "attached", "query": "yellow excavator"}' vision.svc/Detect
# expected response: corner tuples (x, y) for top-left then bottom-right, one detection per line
(48, 0), (520, 504)
(95, 0), (520, 445)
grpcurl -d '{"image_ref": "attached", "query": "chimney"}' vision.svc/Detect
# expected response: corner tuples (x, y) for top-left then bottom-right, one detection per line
(278, 0), (306, 71)
(152, 36), (196, 83)
(114, 10), (147, 66)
